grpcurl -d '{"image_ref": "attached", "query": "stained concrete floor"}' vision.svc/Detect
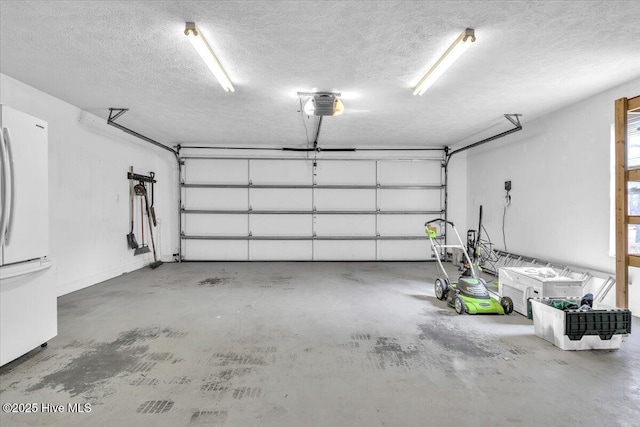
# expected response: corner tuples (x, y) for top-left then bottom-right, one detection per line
(0, 262), (638, 427)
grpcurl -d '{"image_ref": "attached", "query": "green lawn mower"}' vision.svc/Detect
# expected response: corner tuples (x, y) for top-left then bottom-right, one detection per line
(425, 219), (513, 315)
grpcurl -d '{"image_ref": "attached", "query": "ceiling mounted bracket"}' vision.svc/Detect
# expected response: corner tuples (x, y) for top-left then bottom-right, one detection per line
(107, 108), (179, 159)
(446, 113), (523, 166)
(504, 113), (522, 128)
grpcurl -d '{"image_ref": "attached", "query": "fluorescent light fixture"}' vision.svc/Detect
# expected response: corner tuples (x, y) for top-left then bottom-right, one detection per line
(184, 22), (234, 92)
(413, 28), (476, 96)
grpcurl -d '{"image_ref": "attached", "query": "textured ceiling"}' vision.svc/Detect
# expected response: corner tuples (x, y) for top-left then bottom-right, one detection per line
(1, 1), (639, 149)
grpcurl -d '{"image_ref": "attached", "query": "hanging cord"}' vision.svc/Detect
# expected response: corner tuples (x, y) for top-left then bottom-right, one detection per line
(299, 97), (315, 146)
(298, 97), (324, 150)
(480, 225), (499, 262)
(476, 224), (500, 273)
(503, 189), (511, 251)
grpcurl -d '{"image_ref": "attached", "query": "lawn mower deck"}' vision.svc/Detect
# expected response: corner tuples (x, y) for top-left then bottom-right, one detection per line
(435, 277), (508, 315)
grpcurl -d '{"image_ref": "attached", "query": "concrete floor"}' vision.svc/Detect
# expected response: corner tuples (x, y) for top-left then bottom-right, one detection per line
(0, 262), (638, 427)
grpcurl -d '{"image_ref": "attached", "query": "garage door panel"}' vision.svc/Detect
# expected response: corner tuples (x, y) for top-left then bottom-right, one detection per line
(184, 240), (248, 260)
(185, 188), (248, 210)
(377, 189), (441, 210)
(378, 215), (431, 236)
(250, 241), (312, 260)
(315, 161), (375, 185)
(315, 215), (375, 236)
(377, 161), (441, 185)
(250, 188), (312, 210)
(186, 159), (248, 183)
(314, 189), (376, 210)
(184, 214), (248, 235)
(377, 240), (431, 260)
(251, 215), (312, 236)
(251, 160), (312, 184)
(314, 241), (376, 260)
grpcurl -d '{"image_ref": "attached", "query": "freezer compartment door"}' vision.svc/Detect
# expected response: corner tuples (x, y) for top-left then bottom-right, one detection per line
(0, 105), (48, 265)
(0, 259), (56, 366)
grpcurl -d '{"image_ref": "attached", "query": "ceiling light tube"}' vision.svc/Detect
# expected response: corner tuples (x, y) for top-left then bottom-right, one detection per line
(413, 28), (476, 96)
(184, 22), (234, 92)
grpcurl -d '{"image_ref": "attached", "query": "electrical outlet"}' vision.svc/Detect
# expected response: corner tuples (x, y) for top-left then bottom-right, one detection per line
(505, 180), (512, 192)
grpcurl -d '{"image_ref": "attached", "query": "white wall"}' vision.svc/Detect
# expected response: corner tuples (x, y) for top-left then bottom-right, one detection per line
(1, 74), (178, 296)
(464, 77), (640, 313)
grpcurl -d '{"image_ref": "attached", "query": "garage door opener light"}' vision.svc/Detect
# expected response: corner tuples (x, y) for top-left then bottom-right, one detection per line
(297, 92), (344, 116)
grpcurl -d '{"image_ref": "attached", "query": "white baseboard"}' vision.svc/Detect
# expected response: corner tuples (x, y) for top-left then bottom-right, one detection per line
(57, 258), (152, 297)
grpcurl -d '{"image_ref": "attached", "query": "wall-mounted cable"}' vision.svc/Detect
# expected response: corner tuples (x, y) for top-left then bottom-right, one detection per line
(503, 183), (511, 251)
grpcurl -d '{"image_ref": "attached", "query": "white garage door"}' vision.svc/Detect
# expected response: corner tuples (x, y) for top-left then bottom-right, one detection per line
(180, 152), (445, 261)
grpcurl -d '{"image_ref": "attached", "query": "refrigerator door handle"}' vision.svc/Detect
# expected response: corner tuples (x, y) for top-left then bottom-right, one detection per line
(2, 127), (15, 246)
(0, 128), (10, 245)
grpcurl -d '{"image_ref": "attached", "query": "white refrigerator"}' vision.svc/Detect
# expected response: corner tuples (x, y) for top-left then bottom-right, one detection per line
(0, 105), (57, 366)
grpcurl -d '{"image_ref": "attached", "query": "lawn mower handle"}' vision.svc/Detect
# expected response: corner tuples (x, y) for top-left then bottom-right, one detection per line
(425, 219), (455, 227)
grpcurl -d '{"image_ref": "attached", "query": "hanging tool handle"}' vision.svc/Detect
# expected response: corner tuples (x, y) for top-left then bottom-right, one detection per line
(149, 171), (157, 226)
(140, 196), (145, 244)
(144, 191), (158, 263)
(149, 172), (155, 206)
(129, 166), (135, 233)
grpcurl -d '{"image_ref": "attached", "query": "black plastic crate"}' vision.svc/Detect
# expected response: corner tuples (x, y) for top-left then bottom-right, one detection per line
(564, 309), (632, 341)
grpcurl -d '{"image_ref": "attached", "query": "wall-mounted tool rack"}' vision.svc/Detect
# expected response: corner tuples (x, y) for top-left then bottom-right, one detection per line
(127, 171), (157, 183)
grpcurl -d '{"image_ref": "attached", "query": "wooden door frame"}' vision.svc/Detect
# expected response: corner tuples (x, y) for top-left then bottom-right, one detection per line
(615, 94), (640, 309)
